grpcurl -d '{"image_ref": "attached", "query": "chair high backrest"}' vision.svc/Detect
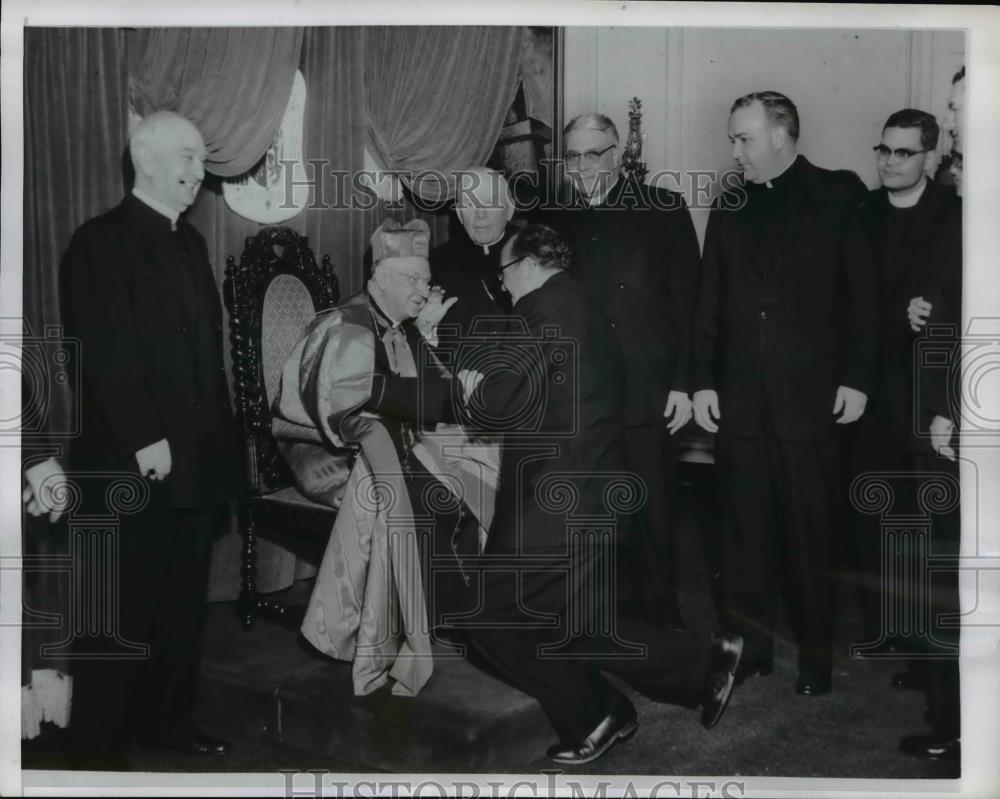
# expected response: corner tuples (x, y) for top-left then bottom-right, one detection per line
(261, 274), (316, 405)
(224, 227), (339, 495)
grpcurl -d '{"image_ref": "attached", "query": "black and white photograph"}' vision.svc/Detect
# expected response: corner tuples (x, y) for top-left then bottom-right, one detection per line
(3, 2), (999, 797)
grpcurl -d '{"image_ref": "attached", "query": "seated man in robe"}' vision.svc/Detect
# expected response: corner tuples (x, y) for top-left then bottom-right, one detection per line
(272, 219), (498, 698)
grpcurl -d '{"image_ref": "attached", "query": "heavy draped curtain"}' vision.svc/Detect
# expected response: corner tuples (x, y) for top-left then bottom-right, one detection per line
(365, 26), (522, 201)
(20, 24), (533, 727)
(128, 28), (303, 177)
(22, 27), (132, 736)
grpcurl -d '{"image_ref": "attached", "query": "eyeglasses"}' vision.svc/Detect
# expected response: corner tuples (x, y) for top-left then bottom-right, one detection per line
(873, 145), (931, 160)
(563, 143), (615, 167)
(388, 266), (431, 291)
(497, 256), (525, 282)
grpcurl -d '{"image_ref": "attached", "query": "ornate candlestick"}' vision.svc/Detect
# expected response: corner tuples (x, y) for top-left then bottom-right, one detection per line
(621, 97), (648, 184)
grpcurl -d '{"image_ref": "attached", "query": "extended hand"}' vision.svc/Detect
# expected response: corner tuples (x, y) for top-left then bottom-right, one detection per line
(136, 438), (172, 481)
(908, 296), (932, 332)
(693, 389), (720, 434)
(23, 456), (69, 522)
(833, 385), (867, 424)
(663, 390), (693, 435)
(930, 414), (957, 461)
(416, 286), (458, 333)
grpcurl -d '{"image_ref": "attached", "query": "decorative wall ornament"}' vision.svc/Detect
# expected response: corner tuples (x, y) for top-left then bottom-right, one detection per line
(621, 96), (648, 184)
(224, 70), (309, 224)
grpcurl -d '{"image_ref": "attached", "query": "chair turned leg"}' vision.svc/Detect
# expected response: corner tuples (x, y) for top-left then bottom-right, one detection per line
(238, 506), (259, 631)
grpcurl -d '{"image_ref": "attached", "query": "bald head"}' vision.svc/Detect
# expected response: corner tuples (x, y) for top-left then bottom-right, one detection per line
(453, 167), (515, 246)
(130, 111), (207, 212)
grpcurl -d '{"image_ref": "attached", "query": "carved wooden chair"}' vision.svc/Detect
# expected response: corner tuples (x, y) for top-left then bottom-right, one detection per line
(223, 226), (344, 630)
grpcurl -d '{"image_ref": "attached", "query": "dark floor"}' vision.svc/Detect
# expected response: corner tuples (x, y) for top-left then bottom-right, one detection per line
(22, 465), (959, 781)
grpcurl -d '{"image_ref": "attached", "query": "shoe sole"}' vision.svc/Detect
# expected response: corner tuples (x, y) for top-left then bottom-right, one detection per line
(548, 720), (638, 766)
(702, 636), (743, 730)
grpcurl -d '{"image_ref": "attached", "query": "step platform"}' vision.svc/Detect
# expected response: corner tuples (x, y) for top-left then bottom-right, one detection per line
(196, 601), (553, 772)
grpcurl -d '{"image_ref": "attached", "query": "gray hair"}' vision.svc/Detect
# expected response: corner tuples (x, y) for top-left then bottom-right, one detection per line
(563, 113), (619, 144)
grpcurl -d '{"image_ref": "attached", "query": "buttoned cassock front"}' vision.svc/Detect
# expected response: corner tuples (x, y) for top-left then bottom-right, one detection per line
(692, 155), (878, 684)
(61, 193), (243, 764)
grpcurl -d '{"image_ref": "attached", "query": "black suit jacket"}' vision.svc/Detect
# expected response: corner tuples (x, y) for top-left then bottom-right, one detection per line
(693, 155), (878, 441)
(852, 180), (962, 438)
(537, 178), (701, 426)
(61, 194), (243, 508)
(466, 270), (626, 551)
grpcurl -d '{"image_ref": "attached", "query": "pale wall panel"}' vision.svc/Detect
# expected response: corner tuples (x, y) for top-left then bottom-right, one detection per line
(562, 27), (964, 245)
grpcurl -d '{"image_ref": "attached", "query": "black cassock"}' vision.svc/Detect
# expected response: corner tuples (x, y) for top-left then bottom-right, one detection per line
(429, 226), (513, 377)
(846, 179), (962, 645)
(537, 178), (702, 631)
(60, 194), (243, 767)
(693, 155), (878, 685)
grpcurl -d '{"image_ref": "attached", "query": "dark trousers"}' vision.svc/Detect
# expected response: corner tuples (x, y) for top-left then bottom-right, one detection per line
(68, 488), (222, 768)
(715, 428), (842, 682)
(911, 451), (961, 738)
(621, 424), (682, 628)
(846, 416), (913, 644)
(463, 544), (712, 742)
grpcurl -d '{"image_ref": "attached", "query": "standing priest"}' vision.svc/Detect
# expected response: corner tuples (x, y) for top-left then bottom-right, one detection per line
(538, 113), (701, 632)
(429, 167), (516, 373)
(692, 91), (878, 696)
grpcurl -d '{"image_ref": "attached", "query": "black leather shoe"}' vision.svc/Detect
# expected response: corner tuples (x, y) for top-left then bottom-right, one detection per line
(546, 699), (638, 765)
(899, 733), (960, 762)
(701, 632), (743, 729)
(733, 658), (773, 686)
(891, 670), (927, 691)
(139, 730), (230, 757)
(795, 675), (832, 696)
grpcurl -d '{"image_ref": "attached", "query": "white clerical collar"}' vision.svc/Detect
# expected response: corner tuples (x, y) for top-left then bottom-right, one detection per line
(132, 188), (179, 230)
(887, 176), (928, 209)
(584, 174), (621, 207)
(473, 231), (504, 254)
(764, 156), (797, 189)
